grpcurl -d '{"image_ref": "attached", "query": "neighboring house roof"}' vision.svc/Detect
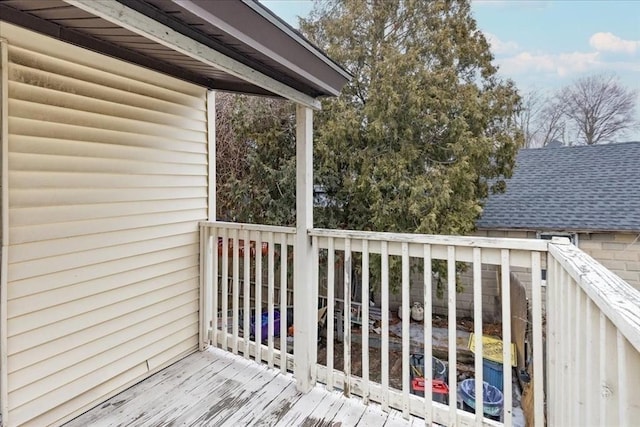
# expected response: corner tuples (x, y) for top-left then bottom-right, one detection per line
(0, 0), (351, 101)
(477, 141), (640, 233)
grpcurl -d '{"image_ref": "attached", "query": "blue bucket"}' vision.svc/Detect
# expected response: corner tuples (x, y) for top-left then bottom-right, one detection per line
(458, 379), (504, 417)
(483, 359), (504, 392)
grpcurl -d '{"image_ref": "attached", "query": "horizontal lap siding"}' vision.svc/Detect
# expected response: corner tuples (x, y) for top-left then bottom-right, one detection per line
(1, 24), (208, 426)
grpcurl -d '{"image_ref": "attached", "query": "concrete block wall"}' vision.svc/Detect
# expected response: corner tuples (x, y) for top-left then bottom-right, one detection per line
(473, 230), (543, 314)
(475, 229), (640, 291)
(375, 264), (503, 323)
(453, 265), (502, 323)
(578, 232), (640, 291)
(370, 229), (543, 323)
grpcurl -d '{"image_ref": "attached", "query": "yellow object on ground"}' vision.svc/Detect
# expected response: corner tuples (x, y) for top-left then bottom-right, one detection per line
(468, 333), (517, 367)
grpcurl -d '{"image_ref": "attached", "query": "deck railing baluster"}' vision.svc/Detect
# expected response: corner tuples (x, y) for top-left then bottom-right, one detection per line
(221, 227), (229, 350)
(255, 232), (263, 363)
(401, 242), (410, 419)
(531, 251), (544, 427)
(585, 297), (595, 424)
(500, 249), (513, 427)
(232, 229), (240, 354)
(616, 330), (628, 427)
(423, 244), (433, 425)
(211, 227), (219, 348)
(573, 276), (581, 425)
(361, 240), (370, 404)
(473, 247), (484, 426)
(267, 232), (275, 368)
(344, 238), (352, 397)
(280, 234), (289, 373)
(327, 237), (335, 391)
(381, 240), (390, 412)
(243, 229), (251, 359)
(447, 246), (457, 427)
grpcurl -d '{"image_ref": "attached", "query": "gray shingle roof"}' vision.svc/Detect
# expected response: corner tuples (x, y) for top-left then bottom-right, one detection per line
(477, 141), (640, 232)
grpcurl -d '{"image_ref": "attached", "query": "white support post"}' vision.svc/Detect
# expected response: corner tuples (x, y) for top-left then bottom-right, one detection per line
(199, 90), (215, 352)
(294, 104), (316, 392)
(207, 90), (216, 221)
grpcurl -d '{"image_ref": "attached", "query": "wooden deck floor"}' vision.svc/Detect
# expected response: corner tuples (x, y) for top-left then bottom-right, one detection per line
(66, 347), (424, 427)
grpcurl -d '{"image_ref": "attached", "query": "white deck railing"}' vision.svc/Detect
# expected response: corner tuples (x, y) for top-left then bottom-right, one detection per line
(310, 229), (548, 427)
(200, 222), (640, 427)
(199, 222), (296, 373)
(547, 240), (640, 426)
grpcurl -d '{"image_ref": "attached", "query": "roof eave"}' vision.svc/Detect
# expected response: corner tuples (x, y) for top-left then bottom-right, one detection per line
(65, 0), (323, 109)
(170, 0), (345, 98)
(246, 0), (352, 81)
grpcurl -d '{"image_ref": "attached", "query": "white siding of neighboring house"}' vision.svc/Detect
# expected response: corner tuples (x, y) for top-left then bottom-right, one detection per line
(1, 23), (209, 426)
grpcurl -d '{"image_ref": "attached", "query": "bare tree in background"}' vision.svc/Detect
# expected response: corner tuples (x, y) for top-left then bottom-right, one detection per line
(517, 89), (565, 148)
(538, 101), (565, 146)
(515, 89), (544, 148)
(557, 73), (638, 145)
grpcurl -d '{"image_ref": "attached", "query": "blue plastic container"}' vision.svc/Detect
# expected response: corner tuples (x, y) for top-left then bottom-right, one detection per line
(482, 359), (504, 392)
(458, 379), (504, 417)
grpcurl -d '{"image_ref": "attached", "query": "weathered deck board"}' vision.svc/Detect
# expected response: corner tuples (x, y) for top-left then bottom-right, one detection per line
(66, 347), (422, 427)
(273, 385), (336, 426)
(229, 381), (302, 426)
(298, 390), (347, 424)
(142, 359), (265, 426)
(163, 361), (285, 426)
(74, 351), (226, 427)
(384, 410), (420, 427)
(105, 353), (238, 427)
(356, 406), (390, 427)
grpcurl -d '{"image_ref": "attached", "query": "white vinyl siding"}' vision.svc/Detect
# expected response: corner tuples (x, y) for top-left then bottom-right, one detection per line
(1, 23), (208, 426)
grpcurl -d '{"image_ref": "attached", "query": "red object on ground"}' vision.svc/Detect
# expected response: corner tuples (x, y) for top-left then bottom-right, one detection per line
(411, 378), (449, 395)
(217, 237), (269, 257)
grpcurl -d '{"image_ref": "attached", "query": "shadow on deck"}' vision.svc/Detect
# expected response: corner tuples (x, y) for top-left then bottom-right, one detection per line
(65, 347), (423, 426)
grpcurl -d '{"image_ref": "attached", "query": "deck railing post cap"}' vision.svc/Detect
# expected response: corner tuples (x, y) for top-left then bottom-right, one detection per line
(551, 236), (571, 245)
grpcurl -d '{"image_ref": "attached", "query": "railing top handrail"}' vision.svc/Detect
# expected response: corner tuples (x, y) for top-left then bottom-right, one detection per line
(200, 221), (296, 234)
(309, 228), (549, 252)
(549, 241), (640, 352)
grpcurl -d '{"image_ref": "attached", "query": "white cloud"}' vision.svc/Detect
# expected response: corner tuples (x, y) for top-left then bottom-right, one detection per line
(589, 32), (640, 55)
(495, 32), (640, 79)
(485, 32), (520, 55)
(498, 51), (601, 77)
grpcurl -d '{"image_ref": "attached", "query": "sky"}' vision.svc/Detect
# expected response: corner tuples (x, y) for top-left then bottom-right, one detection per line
(263, 0), (640, 142)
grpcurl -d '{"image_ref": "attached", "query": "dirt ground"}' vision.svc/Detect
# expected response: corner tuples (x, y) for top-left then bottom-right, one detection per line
(316, 314), (504, 392)
(431, 315), (503, 338)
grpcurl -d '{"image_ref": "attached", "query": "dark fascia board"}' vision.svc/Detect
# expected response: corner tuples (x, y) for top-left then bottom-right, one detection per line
(247, 0), (352, 80)
(0, 3), (277, 96)
(118, 0), (342, 98)
(173, 0), (345, 97)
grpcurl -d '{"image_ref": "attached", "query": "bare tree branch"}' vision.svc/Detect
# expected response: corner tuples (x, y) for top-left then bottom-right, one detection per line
(557, 73), (638, 145)
(515, 89), (566, 148)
